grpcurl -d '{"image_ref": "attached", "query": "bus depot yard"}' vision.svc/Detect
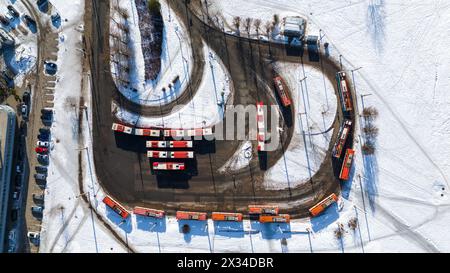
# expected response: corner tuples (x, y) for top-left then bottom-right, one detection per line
(0, 0), (449, 253)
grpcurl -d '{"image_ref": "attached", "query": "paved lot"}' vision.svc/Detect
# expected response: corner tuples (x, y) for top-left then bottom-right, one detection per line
(85, 0), (355, 218)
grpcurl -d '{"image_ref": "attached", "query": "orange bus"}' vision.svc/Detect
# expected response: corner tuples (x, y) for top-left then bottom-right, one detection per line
(211, 212), (243, 222)
(133, 207), (165, 218)
(259, 214), (290, 223)
(339, 149), (355, 180)
(102, 195), (130, 219)
(176, 211), (207, 221)
(309, 193), (338, 217)
(248, 205), (279, 215)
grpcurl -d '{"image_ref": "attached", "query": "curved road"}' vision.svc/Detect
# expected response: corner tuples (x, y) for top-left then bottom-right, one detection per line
(87, 0), (356, 218)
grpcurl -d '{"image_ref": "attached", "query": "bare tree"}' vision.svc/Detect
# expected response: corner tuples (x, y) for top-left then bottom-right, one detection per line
(253, 19), (262, 36)
(362, 106), (379, 119)
(334, 223), (345, 239)
(273, 14), (280, 25)
(232, 16), (241, 34)
(264, 21), (273, 39)
(348, 217), (358, 230)
(362, 142), (376, 155)
(363, 124), (379, 138)
(244, 17), (253, 36)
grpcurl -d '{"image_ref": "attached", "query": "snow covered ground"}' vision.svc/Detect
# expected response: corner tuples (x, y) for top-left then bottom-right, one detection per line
(110, 0), (194, 107)
(38, 0), (125, 253)
(40, 0), (450, 253)
(114, 41), (232, 129)
(218, 140), (253, 173)
(263, 62), (337, 190)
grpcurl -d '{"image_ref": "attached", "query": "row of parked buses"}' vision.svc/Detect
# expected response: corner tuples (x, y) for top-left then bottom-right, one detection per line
(112, 123), (214, 139)
(112, 122), (213, 172)
(103, 193), (340, 222)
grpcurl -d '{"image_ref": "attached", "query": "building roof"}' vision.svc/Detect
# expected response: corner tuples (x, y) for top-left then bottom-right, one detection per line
(0, 105), (16, 253)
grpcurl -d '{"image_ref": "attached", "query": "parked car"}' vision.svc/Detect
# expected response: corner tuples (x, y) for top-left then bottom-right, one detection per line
(21, 104), (28, 119)
(16, 164), (21, 174)
(27, 232), (40, 240)
(35, 166), (48, 174)
(38, 133), (50, 141)
(12, 191), (20, 200)
(22, 91), (30, 104)
(32, 193), (45, 203)
(7, 5), (20, 18)
(35, 147), (49, 154)
(14, 174), (22, 187)
(10, 209), (18, 221)
(39, 128), (51, 135)
(37, 141), (50, 148)
(31, 206), (44, 214)
(34, 173), (47, 181)
(37, 154), (49, 165)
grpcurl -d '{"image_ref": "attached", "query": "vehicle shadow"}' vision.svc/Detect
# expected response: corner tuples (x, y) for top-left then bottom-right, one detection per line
(105, 207), (133, 234)
(136, 215), (167, 233)
(310, 202), (339, 233)
(250, 221), (292, 240)
(114, 132), (148, 153)
(213, 221), (245, 238)
(340, 162), (356, 200)
(177, 220), (208, 243)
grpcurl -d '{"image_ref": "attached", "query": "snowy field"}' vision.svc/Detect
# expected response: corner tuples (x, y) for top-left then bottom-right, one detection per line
(264, 63), (337, 190)
(114, 41), (232, 128)
(38, 0), (125, 253)
(110, 0), (194, 107)
(38, 0), (450, 253)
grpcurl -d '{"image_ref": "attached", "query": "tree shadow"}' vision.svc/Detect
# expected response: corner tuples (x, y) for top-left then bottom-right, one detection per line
(340, 162), (356, 200)
(250, 221), (292, 240)
(367, 0), (386, 54)
(362, 153), (379, 212)
(136, 215), (167, 233)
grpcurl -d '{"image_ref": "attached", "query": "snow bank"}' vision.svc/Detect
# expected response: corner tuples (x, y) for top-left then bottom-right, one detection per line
(114, 41), (232, 129)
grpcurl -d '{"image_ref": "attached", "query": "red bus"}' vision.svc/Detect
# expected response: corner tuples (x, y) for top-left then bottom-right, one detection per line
(135, 128), (161, 137)
(152, 162), (185, 171)
(176, 211), (207, 221)
(102, 195), (130, 219)
(273, 76), (292, 107)
(147, 151), (168, 158)
(111, 123), (133, 135)
(146, 141), (193, 149)
(309, 193), (338, 217)
(333, 119), (352, 158)
(339, 149), (355, 180)
(336, 72), (353, 112)
(211, 212), (243, 222)
(248, 205), (279, 215)
(133, 207), (165, 218)
(259, 214), (290, 223)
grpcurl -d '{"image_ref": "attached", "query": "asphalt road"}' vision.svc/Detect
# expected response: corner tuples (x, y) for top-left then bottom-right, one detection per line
(87, 0), (355, 218)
